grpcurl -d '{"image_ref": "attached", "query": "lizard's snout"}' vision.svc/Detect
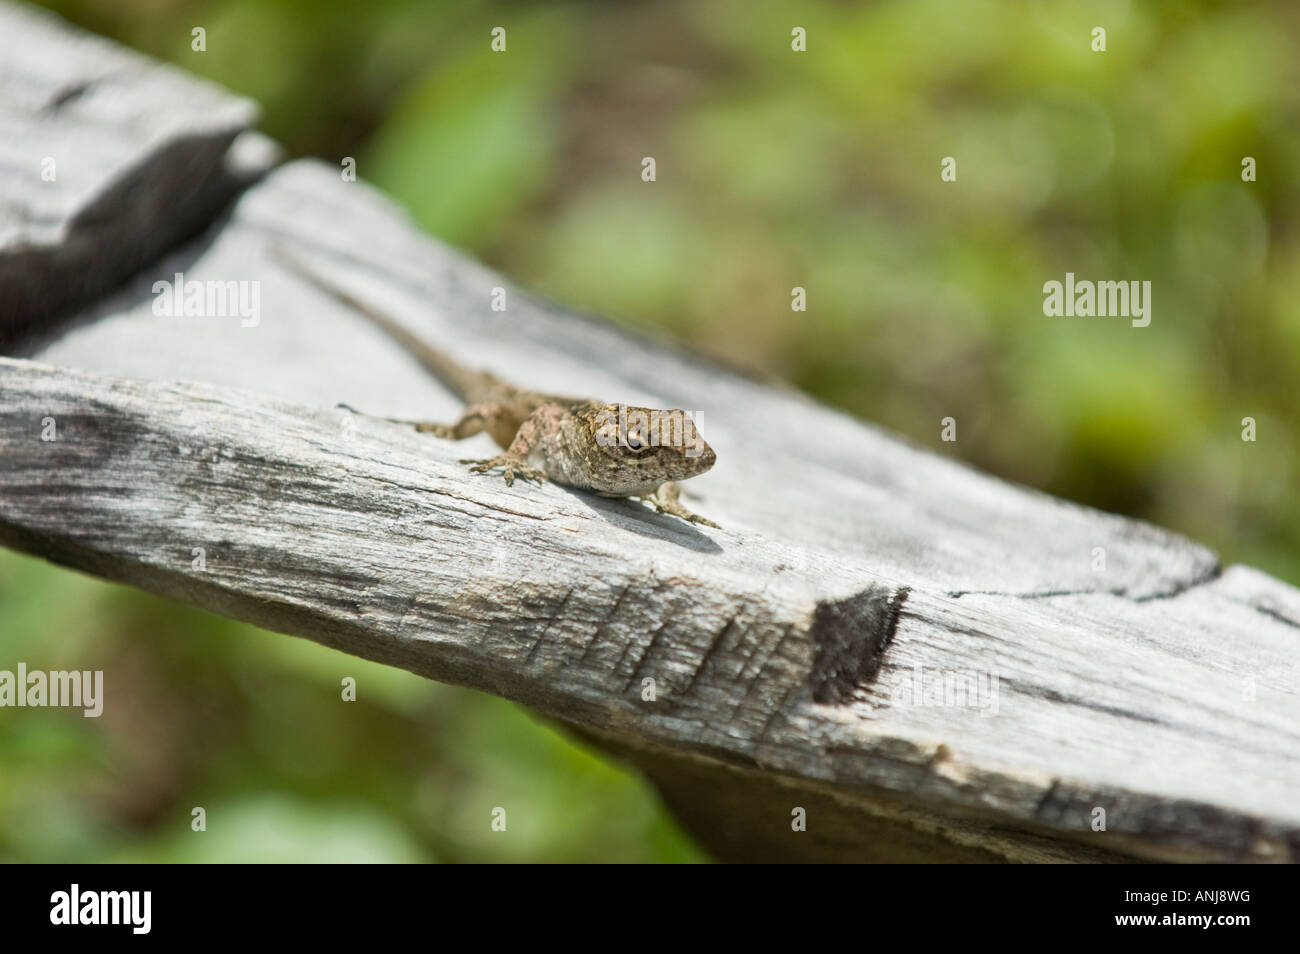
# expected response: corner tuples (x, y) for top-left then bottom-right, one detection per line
(690, 440), (716, 473)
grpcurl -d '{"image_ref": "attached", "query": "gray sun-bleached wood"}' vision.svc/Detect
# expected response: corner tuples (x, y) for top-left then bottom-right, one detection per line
(0, 1), (278, 345)
(1, 1), (1297, 863)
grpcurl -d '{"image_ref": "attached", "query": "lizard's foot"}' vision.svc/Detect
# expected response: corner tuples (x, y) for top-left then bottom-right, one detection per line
(643, 482), (720, 529)
(460, 456), (547, 487)
(415, 403), (504, 441)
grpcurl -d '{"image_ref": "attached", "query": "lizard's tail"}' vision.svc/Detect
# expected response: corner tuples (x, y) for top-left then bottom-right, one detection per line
(271, 245), (488, 403)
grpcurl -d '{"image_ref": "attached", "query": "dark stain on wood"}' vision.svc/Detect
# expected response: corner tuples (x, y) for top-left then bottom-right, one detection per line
(809, 583), (910, 704)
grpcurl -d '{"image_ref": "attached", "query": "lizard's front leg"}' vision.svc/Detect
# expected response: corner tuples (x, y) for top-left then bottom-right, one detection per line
(641, 481), (720, 528)
(460, 411), (547, 487)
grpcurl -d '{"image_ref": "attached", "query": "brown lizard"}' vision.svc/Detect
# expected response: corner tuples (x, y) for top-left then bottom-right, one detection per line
(275, 248), (719, 527)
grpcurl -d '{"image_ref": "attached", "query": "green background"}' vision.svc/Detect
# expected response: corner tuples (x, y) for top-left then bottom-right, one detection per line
(2, 0), (1296, 861)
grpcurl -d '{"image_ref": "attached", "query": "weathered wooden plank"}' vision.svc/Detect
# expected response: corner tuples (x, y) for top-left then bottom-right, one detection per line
(0, 1), (277, 342)
(21, 159), (1222, 607)
(3, 199), (1297, 861)
(2, 11), (1297, 862)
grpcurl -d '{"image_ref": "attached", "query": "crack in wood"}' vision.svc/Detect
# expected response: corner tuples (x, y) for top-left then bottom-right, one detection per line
(682, 611), (740, 697)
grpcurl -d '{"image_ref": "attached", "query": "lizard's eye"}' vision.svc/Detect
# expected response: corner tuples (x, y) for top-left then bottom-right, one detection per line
(625, 434), (644, 450)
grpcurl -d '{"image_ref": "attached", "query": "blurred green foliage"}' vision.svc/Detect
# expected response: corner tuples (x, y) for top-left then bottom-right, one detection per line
(7, 0), (1298, 861)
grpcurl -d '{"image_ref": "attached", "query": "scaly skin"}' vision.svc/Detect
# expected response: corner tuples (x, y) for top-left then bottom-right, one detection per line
(276, 247), (719, 527)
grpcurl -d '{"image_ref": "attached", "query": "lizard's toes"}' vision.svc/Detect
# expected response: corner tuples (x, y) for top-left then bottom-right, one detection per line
(690, 515), (721, 529)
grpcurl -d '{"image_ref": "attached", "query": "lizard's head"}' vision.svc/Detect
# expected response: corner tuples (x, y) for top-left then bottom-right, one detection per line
(584, 403), (716, 494)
